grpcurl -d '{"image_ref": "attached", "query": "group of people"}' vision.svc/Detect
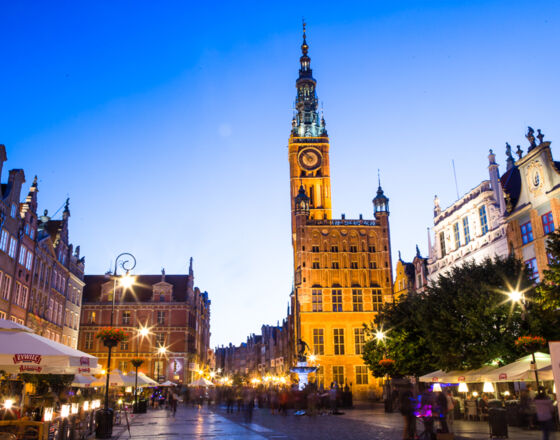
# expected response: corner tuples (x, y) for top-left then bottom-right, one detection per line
(399, 384), (557, 440)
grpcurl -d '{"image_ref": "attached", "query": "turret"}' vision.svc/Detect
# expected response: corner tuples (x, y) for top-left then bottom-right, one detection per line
(294, 185), (310, 216)
(373, 185), (389, 217)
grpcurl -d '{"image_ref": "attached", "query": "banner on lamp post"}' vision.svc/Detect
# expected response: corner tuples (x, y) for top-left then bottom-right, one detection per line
(548, 341), (560, 420)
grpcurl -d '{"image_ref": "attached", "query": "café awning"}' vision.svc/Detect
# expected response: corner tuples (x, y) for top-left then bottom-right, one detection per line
(482, 352), (551, 382)
(0, 319), (98, 374)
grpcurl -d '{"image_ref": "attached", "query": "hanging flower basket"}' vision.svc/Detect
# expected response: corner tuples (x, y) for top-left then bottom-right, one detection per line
(96, 327), (129, 348)
(378, 358), (396, 376)
(131, 358), (144, 368)
(515, 336), (547, 353)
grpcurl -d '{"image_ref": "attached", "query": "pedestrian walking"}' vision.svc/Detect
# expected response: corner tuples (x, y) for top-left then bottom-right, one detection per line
(329, 382), (339, 414)
(445, 388), (455, 433)
(533, 387), (554, 440)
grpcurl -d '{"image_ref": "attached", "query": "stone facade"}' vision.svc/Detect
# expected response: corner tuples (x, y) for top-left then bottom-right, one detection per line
(427, 150), (509, 281)
(79, 260), (210, 384)
(501, 128), (559, 283)
(215, 318), (293, 377)
(393, 247), (428, 297)
(288, 29), (393, 398)
(0, 144), (84, 347)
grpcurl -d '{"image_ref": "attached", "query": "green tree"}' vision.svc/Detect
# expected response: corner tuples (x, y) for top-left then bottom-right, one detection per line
(363, 255), (538, 375)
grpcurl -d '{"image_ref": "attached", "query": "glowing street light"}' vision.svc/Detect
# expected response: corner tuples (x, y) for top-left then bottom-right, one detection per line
(119, 273), (136, 289)
(3, 399), (13, 410)
(507, 290), (523, 303)
(156, 346), (168, 383)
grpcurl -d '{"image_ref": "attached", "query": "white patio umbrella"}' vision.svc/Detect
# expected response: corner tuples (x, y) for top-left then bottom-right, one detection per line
(159, 380), (178, 387)
(482, 352), (551, 382)
(136, 372), (159, 387)
(419, 370), (447, 383)
(71, 374), (96, 388)
(0, 319), (98, 374)
(91, 369), (135, 387)
(189, 377), (214, 387)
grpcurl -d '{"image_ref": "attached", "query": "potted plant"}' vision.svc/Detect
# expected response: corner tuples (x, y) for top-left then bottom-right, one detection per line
(515, 336), (547, 353)
(95, 328), (129, 348)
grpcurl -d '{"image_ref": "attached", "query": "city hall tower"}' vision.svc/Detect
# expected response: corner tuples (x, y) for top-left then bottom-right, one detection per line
(289, 25), (394, 397)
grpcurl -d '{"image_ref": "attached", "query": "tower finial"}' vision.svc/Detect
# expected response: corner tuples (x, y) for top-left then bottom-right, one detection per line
(378, 169), (381, 188)
(301, 18), (308, 56)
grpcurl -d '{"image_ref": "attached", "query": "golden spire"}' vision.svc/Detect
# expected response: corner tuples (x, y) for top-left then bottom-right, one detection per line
(301, 18), (308, 55)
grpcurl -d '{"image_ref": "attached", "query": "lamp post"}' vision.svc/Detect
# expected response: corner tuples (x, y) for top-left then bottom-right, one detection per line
(374, 328), (393, 413)
(156, 346), (167, 383)
(507, 289), (541, 389)
(96, 252), (136, 439)
(133, 325), (150, 412)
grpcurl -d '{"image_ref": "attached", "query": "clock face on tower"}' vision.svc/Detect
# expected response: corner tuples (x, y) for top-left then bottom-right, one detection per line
(298, 148), (322, 171)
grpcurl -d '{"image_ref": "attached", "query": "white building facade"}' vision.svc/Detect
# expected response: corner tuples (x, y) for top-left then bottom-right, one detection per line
(427, 150), (509, 281)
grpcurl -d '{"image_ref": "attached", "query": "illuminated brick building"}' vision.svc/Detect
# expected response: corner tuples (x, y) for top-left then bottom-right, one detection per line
(0, 144), (84, 348)
(501, 128), (559, 282)
(79, 259), (210, 383)
(288, 27), (393, 398)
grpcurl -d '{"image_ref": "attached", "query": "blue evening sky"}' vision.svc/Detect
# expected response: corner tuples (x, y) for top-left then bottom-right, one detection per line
(1, 1), (559, 347)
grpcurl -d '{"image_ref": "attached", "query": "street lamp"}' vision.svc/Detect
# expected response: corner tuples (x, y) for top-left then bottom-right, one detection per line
(97, 252), (136, 439)
(133, 325), (151, 411)
(506, 287), (541, 388)
(156, 346), (167, 383)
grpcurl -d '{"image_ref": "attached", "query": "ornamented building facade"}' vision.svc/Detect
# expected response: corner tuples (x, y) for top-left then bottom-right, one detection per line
(427, 150), (509, 281)
(0, 145), (84, 347)
(289, 28), (393, 397)
(215, 317), (294, 377)
(501, 128), (559, 282)
(79, 260), (211, 384)
(393, 246), (428, 298)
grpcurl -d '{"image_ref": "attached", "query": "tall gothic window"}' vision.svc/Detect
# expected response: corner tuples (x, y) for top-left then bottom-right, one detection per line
(463, 217), (471, 244)
(332, 290), (342, 312)
(479, 205), (489, 235)
(333, 328), (345, 355)
(312, 289), (323, 312)
(439, 232), (446, 257)
(453, 222), (460, 249)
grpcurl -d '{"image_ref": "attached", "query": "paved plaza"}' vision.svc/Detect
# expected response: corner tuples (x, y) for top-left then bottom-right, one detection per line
(113, 404), (551, 440)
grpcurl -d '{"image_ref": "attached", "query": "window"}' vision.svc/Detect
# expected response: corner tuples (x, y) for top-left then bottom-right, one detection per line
(156, 333), (165, 346)
(355, 365), (369, 385)
(21, 286), (28, 309)
(312, 262), (320, 269)
(19, 247), (26, 265)
(368, 246), (376, 253)
(0, 229), (8, 251)
(1, 275), (11, 299)
(542, 212), (555, 235)
(354, 328), (365, 354)
(159, 294), (165, 302)
(25, 252), (33, 270)
(350, 262), (358, 269)
(333, 328), (345, 355)
(8, 237), (16, 258)
(372, 289), (383, 312)
(312, 328), (324, 355)
(84, 333), (93, 349)
(350, 245), (358, 253)
(332, 366), (344, 386)
(315, 366), (324, 387)
(525, 258), (539, 283)
(439, 232), (446, 257)
(479, 205), (489, 235)
(122, 311), (131, 325)
(331, 262), (339, 269)
(312, 246), (320, 253)
(157, 310), (165, 324)
(369, 262), (377, 269)
(312, 289), (322, 312)
(463, 217), (470, 244)
(352, 289), (363, 312)
(331, 246), (338, 253)
(453, 222), (460, 249)
(89, 311), (96, 324)
(521, 221), (533, 244)
(10, 204), (16, 218)
(14, 282), (21, 306)
(118, 361), (128, 372)
(416, 273), (423, 289)
(120, 341), (129, 350)
(0, 311), (5, 320)
(332, 289), (342, 312)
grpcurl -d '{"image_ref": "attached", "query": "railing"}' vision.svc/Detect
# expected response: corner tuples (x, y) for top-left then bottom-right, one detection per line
(307, 219), (377, 226)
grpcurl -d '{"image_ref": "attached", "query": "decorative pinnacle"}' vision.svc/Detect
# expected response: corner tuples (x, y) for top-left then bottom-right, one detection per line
(301, 18), (308, 56)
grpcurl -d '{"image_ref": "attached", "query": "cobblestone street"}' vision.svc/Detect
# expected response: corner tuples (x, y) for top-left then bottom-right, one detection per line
(114, 404), (550, 439)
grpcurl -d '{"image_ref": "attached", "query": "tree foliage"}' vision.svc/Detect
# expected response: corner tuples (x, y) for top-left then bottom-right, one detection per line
(363, 255), (547, 377)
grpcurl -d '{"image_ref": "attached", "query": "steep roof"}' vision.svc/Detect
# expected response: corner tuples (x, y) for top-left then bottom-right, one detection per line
(83, 274), (190, 303)
(500, 166), (521, 213)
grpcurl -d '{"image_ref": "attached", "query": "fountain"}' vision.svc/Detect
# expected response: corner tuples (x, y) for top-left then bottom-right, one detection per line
(290, 339), (317, 390)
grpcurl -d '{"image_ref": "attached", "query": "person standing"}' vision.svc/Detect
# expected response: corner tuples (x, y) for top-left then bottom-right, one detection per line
(445, 389), (455, 433)
(533, 387), (554, 440)
(400, 385), (416, 440)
